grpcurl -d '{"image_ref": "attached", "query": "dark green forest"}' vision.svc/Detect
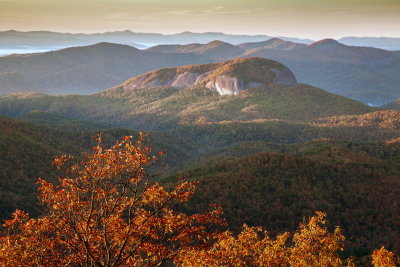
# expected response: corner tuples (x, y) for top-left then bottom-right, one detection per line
(163, 141), (400, 257)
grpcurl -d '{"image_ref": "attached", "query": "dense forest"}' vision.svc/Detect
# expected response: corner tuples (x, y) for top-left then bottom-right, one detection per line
(0, 58), (399, 265)
(0, 135), (398, 266)
(163, 141), (400, 257)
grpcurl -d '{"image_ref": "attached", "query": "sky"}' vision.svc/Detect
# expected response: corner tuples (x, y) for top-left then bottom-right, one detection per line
(0, 0), (399, 39)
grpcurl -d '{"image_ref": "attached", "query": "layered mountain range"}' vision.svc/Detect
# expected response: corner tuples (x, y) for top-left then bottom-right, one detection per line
(241, 38), (400, 105)
(0, 58), (377, 126)
(3, 30), (400, 51)
(1, 38), (400, 105)
(1, 57), (396, 152)
(0, 42), (210, 95)
(0, 30), (313, 50)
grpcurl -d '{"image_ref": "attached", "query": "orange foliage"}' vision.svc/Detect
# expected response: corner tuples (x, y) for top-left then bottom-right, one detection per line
(372, 246), (398, 267)
(177, 225), (289, 266)
(0, 135), (224, 266)
(178, 212), (344, 266)
(0, 135), (398, 266)
(289, 211), (345, 266)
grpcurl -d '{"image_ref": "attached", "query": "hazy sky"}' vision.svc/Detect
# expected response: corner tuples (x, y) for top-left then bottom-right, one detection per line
(1, 0), (399, 39)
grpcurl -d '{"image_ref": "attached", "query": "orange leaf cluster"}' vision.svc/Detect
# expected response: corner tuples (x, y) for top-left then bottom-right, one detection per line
(0, 135), (398, 266)
(177, 212), (345, 267)
(372, 246), (398, 267)
(0, 135), (224, 266)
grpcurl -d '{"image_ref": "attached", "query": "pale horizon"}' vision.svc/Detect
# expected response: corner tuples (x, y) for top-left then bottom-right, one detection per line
(2, 29), (400, 41)
(1, 0), (399, 40)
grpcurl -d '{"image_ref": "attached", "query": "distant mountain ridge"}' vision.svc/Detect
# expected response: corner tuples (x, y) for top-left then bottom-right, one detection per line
(1, 38), (400, 105)
(339, 36), (400, 51)
(237, 38), (306, 51)
(307, 39), (393, 65)
(146, 40), (245, 60)
(241, 38), (400, 105)
(3, 30), (400, 53)
(0, 30), (313, 50)
(0, 42), (212, 95)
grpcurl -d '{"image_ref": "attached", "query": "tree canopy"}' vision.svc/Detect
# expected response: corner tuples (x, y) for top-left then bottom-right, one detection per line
(0, 135), (398, 266)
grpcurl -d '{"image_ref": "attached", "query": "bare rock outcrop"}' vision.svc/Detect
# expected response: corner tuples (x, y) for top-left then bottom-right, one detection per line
(205, 75), (244, 95)
(121, 57), (298, 95)
(171, 72), (202, 88)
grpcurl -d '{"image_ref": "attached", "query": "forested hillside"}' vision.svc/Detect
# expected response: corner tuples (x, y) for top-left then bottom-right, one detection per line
(0, 115), (197, 220)
(0, 57), (376, 129)
(163, 140), (400, 256)
(0, 42), (211, 95)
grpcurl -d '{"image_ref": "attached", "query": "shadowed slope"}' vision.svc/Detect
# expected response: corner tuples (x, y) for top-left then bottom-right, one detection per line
(0, 42), (210, 95)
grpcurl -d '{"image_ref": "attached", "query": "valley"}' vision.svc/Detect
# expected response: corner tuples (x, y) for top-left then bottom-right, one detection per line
(0, 57), (399, 259)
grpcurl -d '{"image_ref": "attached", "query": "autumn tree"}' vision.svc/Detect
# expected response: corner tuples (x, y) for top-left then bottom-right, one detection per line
(0, 135), (398, 266)
(0, 135), (224, 266)
(177, 211), (344, 267)
(372, 246), (398, 267)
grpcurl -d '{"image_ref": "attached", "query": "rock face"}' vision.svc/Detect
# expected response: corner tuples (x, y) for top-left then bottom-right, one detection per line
(122, 57), (297, 95)
(171, 72), (200, 88)
(205, 75), (244, 95)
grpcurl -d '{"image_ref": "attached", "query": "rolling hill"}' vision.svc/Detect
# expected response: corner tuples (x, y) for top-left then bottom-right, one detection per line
(16, 110), (114, 132)
(2, 37), (400, 105)
(2, 58), (398, 152)
(146, 40), (245, 60)
(0, 42), (211, 95)
(163, 141), (400, 256)
(1, 58), (399, 160)
(0, 114), (200, 221)
(0, 115), (88, 220)
(241, 39), (400, 105)
(142, 37), (400, 105)
(0, 58), (375, 127)
(237, 38), (306, 51)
